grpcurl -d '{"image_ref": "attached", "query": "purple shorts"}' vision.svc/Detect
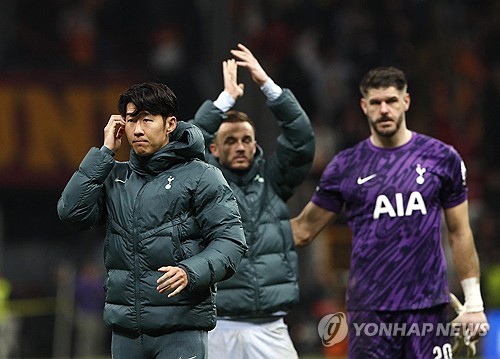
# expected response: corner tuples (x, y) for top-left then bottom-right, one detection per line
(347, 304), (453, 359)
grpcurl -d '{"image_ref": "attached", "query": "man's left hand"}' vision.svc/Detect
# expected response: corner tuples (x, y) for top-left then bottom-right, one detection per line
(157, 266), (188, 297)
(450, 293), (489, 357)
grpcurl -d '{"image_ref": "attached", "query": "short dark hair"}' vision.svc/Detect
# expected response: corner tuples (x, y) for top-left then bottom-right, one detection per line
(118, 82), (178, 118)
(222, 110), (256, 132)
(359, 67), (407, 97)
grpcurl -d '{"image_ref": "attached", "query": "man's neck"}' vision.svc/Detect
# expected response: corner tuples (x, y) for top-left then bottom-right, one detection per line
(370, 128), (413, 148)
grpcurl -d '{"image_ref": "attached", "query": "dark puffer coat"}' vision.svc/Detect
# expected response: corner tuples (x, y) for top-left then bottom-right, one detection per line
(192, 89), (315, 318)
(57, 121), (246, 334)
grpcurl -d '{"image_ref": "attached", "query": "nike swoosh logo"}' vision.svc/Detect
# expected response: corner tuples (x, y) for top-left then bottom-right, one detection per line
(357, 174), (377, 185)
(114, 178), (127, 184)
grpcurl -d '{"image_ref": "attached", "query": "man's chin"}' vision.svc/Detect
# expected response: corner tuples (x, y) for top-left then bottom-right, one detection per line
(230, 163), (250, 172)
(375, 124), (398, 138)
(378, 130), (397, 138)
(133, 147), (151, 156)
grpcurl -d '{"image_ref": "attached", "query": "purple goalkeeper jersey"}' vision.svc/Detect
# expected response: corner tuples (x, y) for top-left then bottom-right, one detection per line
(312, 132), (468, 311)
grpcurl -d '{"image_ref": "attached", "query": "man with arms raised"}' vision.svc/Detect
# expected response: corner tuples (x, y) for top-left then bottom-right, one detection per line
(192, 44), (315, 358)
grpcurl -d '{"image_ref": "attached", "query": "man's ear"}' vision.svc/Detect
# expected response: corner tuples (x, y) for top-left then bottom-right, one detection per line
(166, 116), (177, 134)
(360, 98), (368, 115)
(209, 142), (218, 157)
(404, 93), (411, 111)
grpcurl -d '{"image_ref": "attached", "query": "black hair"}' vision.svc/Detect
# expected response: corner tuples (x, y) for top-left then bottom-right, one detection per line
(118, 82), (178, 118)
(359, 67), (407, 97)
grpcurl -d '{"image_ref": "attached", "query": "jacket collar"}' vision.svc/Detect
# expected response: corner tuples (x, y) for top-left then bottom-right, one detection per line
(129, 121), (205, 176)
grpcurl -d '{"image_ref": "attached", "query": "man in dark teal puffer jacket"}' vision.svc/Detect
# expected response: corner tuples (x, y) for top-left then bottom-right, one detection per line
(192, 44), (315, 358)
(57, 82), (247, 359)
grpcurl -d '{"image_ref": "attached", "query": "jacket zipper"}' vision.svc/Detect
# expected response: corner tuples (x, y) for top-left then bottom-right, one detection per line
(133, 183), (147, 333)
(248, 229), (260, 312)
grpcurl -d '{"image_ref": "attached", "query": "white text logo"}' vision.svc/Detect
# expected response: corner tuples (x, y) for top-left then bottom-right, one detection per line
(373, 192), (427, 219)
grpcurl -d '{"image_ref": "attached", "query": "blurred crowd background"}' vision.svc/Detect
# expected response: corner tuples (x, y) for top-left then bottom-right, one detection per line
(0, 0), (499, 357)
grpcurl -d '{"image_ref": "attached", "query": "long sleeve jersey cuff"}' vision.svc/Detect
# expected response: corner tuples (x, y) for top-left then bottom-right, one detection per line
(213, 91), (236, 112)
(260, 78), (282, 101)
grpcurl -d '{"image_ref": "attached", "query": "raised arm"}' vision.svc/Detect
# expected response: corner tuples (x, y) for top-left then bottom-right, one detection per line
(223, 58), (244, 99)
(231, 43), (269, 86)
(191, 58), (244, 147)
(231, 45), (315, 199)
(291, 201), (337, 247)
(57, 115), (123, 231)
(231, 43), (283, 102)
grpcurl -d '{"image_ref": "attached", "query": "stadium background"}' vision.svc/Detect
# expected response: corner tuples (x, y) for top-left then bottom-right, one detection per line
(0, 0), (499, 357)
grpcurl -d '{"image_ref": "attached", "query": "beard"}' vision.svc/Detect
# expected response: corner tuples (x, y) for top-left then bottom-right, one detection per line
(368, 114), (403, 138)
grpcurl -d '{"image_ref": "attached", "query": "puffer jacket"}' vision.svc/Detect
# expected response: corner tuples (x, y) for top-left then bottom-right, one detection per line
(57, 121), (246, 334)
(192, 89), (315, 318)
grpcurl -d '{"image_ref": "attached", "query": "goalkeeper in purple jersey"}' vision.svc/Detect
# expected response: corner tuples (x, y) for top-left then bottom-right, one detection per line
(292, 67), (489, 358)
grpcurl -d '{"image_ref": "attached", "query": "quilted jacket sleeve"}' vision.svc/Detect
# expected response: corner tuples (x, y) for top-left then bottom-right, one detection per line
(57, 147), (115, 231)
(178, 165), (247, 292)
(190, 100), (225, 150)
(266, 89), (315, 201)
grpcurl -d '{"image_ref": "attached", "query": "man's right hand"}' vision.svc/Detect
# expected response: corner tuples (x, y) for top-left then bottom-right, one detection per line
(223, 58), (244, 100)
(103, 115), (126, 153)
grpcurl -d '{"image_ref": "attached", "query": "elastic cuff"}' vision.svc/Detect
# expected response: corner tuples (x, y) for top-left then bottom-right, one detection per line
(461, 277), (484, 312)
(260, 78), (282, 101)
(213, 91), (236, 112)
(100, 145), (116, 157)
